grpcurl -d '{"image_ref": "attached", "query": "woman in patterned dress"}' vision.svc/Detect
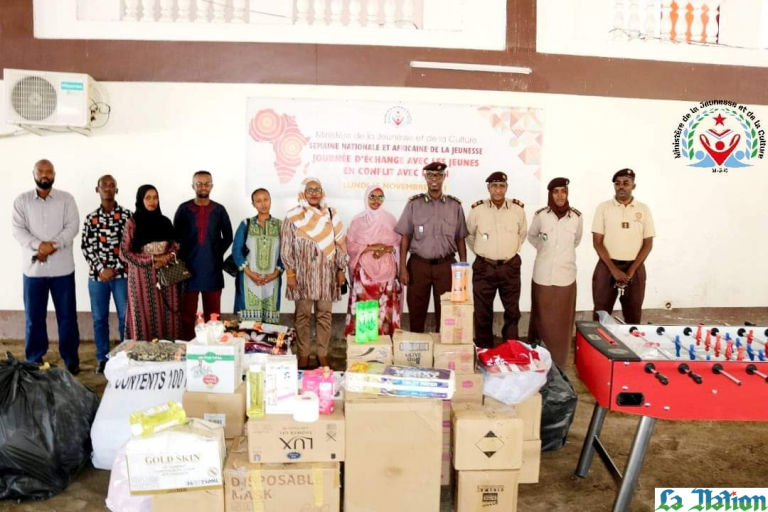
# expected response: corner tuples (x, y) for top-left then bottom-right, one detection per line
(120, 185), (181, 340)
(281, 177), (348, 369)
(344, 184), (402, 337)
(232, 188), (283, 322)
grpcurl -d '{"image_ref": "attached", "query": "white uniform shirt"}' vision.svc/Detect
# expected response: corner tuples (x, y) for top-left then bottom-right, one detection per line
(528, 207), (583, 286)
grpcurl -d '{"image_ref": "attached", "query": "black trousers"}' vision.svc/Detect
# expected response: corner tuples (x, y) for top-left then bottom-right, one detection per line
(472, 255), (521, 348)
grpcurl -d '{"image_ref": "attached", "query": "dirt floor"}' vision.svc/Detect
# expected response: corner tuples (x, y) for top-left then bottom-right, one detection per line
(1, 309), (767, 511)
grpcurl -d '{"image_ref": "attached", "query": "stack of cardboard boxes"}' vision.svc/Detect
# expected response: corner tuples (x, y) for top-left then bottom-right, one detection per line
(451, 403), (524, 512)
(435, 294), (481, 487)
(183, 337), (247, 439)
(484, 393), (543, 484)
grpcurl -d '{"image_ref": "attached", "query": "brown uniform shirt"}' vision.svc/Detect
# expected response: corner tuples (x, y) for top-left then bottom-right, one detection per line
(395, 193), (468, 259)
(466, 198), (527, 261)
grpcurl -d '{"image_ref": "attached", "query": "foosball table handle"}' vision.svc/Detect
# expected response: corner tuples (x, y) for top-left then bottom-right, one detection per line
(712, 363), (743, 386)
(644, 363), (669, 386)
(678, 363), (703, 384)
(746, 364), (768, 382)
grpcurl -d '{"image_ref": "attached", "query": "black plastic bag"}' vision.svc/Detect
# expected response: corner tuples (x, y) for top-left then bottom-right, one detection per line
(0, 354), (100, 500)
(540, 362), (578, 452)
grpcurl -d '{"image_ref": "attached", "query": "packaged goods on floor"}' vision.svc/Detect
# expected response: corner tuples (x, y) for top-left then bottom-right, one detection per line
(183, 383), (247, 438)
(440, 293), (474, 345)
(392, 329), (434, 367)
(346, 334), (393, 365)
(344, 362), (455, 399)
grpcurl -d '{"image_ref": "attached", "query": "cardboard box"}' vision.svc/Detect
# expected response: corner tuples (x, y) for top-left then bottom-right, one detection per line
(187, 338), (245, 394)
(224, 437), (340, 512)
(392, 330), (434, 367)
(455, 470), (520, 512)
(453, 373), (484, 404)
(126, 419), (226, 494)
(452, 404), (523, 471)
(152, 487), (225, 512)
(520, 439), (542, 484)
(346, 334), (393, 365)
(441, 451), (452, 487)
(484, 393), (542, 440)
(264, 355), (298, 415)
(440, 294), (474, 344)
(433, 343), (476, 374)
(246, 408), (344, 463)
(183, 383), (246, 439)
(344, 394), (442, 512)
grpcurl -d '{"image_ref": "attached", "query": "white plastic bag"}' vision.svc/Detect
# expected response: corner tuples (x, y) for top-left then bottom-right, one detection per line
(481, 343), (552, 405)
(91, 352), (187, 470)
(105, 443), (152, 512)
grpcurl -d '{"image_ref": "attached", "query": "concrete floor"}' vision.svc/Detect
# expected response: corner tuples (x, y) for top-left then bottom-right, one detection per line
(1, 307), (767, 511)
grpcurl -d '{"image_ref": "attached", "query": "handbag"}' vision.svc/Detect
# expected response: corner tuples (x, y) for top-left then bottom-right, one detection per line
(223, 219), (251, 277)
(156, 255), (192, 288)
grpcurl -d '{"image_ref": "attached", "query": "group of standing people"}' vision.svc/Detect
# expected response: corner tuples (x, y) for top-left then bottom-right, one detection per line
(12, 158), (654, 374)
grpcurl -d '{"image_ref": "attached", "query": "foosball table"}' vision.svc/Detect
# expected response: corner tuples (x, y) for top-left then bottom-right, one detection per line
(573, 320), (768, 512)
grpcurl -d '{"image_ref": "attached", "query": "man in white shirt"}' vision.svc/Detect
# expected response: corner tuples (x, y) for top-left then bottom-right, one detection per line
(591, 168), (655, 324)
(12, 159), (81, 374)
(527, 177), (582, 367)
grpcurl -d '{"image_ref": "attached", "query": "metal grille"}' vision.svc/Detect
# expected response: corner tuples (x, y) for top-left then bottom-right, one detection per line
(11, 76), (57, 121)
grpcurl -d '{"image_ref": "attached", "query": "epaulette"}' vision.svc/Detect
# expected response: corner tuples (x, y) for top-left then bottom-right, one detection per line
(471, 200), (485, 209)
(511, 198), (524, 208)
(409, 193), (426, 202)
(446, 194), (462, 205)
(570, 207), (582, 216)
(535, 206), (548, 215)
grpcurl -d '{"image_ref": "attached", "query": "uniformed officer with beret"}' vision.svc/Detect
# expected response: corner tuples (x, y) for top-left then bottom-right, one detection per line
(466, 171), (527, 347)
(592, 168), (655, 323)
(395, 162), (468, 333)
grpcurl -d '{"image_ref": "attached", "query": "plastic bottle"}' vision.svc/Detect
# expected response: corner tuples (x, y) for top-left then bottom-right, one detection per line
(247, 357), (266, 418)
(129, 401), (187, 437)
(207, 313), (224, 344)
(194, 312), (207, 344)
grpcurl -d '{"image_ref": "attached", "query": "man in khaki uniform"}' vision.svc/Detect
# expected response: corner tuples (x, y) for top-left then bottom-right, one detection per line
(466, 171), (527, 348)
(592, 168), (655, 323)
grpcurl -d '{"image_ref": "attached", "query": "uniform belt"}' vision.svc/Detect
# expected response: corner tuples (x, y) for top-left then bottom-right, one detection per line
(410, 253), (455, 265)
(481, 256), (514, 266)
(610, 259), (634, 265)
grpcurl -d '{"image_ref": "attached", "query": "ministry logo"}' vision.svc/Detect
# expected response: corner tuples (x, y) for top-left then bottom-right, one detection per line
(673, 100), (766, 173)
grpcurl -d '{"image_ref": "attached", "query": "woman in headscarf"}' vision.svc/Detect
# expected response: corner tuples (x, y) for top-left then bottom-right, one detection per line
(120, 185), (181, 341)
(527, 177), (583, 367)
(232, 188), (283, 322)
(281, 177), (348, 369)
(344, 184), (402, 337)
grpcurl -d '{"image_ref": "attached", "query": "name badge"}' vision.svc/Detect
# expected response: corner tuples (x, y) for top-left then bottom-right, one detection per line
(482, 233), (489, 241)
(418, 225), (424, 233)
(621, 222), (630, 229)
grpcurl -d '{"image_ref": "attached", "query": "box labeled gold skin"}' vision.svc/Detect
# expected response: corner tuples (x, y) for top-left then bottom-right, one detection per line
(125, 419), (226, 494)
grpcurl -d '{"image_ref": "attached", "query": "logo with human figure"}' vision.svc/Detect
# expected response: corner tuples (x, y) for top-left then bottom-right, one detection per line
(673, 101), (766, 173)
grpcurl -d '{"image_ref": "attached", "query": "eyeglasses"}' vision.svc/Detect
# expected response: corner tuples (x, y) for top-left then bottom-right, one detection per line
(425, 171), (445, 180)
(194, 182), (213, 188)
(368, 194), (385, 202)
(305, 187), (323, 194)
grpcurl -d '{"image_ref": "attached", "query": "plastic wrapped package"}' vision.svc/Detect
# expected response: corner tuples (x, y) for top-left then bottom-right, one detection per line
(108, 340), (187, 362)
(479, 341), (552, 405)
(105, 443), (152, 512)
(91, 352), (187, 469)
(540, 363), (578, 452)
(0, 354), (99, 500)
(344, 362), (455, 399)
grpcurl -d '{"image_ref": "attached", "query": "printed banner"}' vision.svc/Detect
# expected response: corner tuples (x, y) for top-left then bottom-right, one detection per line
(246, 98), (544, 217)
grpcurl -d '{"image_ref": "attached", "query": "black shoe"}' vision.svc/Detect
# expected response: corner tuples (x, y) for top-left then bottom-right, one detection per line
(95, 361), (107, 374)
(67, 364), (81, 376)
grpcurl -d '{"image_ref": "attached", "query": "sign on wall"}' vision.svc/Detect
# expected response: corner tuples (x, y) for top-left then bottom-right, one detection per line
(245, 98), (544, 213)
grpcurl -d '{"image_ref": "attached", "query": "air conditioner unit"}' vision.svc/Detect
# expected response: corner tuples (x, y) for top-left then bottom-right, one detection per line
(3, 69), (107, 136)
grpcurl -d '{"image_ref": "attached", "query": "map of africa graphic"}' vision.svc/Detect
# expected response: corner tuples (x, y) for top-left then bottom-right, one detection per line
(249, 109), (310, 183)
